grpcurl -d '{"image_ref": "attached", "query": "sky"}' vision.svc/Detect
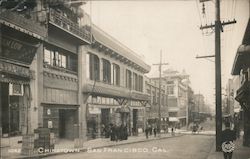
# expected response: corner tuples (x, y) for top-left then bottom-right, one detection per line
(82, 0), (249, 106)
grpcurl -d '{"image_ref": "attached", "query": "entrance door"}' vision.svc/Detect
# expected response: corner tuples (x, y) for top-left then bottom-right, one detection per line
(101, 109), (110, 126)
(132, 109), (138, 135)
(1, 83), (9, 135)
(59, 109), (78, 140)
(1, 83), (21, 136)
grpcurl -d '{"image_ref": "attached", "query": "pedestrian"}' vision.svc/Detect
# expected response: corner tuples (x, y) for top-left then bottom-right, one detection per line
(153, 127), (157, 137)
(221, 122), (236, 159)
(149, 124), (152, 136)
(171, 127), (175, 136)
(145, 123), (149, 139)
(110, 124), (115, 141)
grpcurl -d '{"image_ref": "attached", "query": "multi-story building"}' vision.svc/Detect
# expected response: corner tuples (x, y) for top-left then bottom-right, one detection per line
(82, 24), (151, 138)
(145, 77), (168, 132)
(0, 2), (150, 156)
(0, 0), (47, 143)
(156, 69), (189, 128)
(222, 79), (235, 117)
(193, 94), (204, 120)
(0, 0), (91, 149)
(231, 18), (250, 147)
(187, 86), (195, 124)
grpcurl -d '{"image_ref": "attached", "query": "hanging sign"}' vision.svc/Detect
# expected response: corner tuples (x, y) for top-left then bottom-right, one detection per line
(1, 35), (38, 64)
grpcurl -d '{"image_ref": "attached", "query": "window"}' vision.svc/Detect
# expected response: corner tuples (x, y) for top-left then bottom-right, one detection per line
(152, 91), (156, 104)
(126, 70), (132, 89)
(138, 75), (143, 92)
(133, 73), (138, 91)
(103, 59), (111, 83)
(43, 45), (77, 72)
(167, 86), (174, 95)
(87, 53), (100, 81)
(113, 63), (120, 86)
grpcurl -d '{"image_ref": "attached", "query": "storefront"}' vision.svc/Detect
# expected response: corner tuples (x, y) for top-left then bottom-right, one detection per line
(86, 96), (130, 139)
(42, 105), (79, 140)
(0, 28), (40, 138)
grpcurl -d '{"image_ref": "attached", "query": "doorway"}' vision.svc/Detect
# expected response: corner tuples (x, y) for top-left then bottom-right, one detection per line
(59, 109), (78, 140)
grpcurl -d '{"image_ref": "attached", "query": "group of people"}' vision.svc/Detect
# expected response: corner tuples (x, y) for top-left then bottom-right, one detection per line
(102, 124), (128, 142)
(145, 124), (157, 139)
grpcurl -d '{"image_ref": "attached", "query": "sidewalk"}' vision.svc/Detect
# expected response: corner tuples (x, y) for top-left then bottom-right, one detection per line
(207, 136), (250, 159)
(1, 132), (183, 159)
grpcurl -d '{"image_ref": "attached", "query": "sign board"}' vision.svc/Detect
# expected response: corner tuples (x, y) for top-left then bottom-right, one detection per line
(88, 106), (101, 114)
(9, 83), (23, 96)
(1, 35), (38, 64)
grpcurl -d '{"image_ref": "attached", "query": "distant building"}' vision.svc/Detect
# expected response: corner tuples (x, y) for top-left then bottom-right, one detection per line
(151, 69), (189, 128)
(145, 77), (168, 132)
(187, 86), (195, 124)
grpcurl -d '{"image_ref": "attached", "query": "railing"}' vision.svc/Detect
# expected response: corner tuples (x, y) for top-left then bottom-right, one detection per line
(0, 10), (47, 38)
(43, 63), (77, 75)
(49, 8), (91, 43)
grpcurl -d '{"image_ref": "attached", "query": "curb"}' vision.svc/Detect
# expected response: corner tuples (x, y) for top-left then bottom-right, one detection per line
(14, 134), (184, 159)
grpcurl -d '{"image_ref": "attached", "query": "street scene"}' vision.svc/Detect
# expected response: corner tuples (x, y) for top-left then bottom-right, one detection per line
(1, 0), (250, 159)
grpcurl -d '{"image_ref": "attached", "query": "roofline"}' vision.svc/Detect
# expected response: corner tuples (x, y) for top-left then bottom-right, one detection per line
(91, 24), (151, 73)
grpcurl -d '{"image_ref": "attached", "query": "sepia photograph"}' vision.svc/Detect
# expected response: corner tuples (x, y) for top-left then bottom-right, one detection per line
(0, 0), (250, 158)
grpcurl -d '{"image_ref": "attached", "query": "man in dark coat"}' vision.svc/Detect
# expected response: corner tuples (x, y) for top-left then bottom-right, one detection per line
(221, 122), (236, 159)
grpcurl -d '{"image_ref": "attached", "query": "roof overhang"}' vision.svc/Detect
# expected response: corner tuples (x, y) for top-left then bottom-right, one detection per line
(231, 44), (250, 75)
(231, 18), (250, 75)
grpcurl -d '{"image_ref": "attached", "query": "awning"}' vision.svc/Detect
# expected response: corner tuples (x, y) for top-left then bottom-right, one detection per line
(115, 106), (130, 113)
(231, 44), (250, 75)
(169, 117), (179, 122)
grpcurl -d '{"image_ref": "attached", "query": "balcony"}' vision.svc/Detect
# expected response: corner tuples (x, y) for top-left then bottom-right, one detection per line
(0, 10), (47, 39)
(49, 8), (91, 44)
(83, 80), (150, 101)
(235, 80), (250, 103)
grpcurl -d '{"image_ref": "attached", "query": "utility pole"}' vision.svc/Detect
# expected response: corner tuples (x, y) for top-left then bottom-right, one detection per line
(153, 51), (168, 134)
(198, 0), (236, 151)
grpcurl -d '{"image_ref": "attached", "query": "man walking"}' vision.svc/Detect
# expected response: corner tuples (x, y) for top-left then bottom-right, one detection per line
(221, 122), (236, 159)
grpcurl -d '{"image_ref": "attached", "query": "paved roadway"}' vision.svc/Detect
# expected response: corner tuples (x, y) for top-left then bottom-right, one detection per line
(44, 135), (215, 159)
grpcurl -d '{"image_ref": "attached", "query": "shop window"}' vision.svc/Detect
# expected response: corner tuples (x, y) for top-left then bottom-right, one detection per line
(103, 59), (111, 84)
(126, 70), (132, 89)
(113, 63), (120, 86)
(87, 53), (100, 81)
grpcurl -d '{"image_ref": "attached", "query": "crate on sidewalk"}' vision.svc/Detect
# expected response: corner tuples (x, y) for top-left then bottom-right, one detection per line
(21, 134), (36, 156)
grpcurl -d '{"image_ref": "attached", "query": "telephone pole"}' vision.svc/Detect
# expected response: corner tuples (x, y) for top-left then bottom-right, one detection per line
(199, 0), (236, 151)
(153, 51), (168, 134)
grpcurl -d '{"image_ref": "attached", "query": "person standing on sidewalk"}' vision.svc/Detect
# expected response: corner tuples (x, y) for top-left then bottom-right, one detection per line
(145, 123), (149, 139)
(221, 122), (236, 159)
(153, 126), (157, 137)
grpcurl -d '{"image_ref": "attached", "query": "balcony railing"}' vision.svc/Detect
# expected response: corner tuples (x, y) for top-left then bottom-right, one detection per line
(236, 80), (250, 96)
(49, 8), (91, 44)
(0, 10), (47, 39)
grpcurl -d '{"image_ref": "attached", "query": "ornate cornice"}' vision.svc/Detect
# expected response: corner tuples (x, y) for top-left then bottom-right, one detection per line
(43, 71), (78, 82)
